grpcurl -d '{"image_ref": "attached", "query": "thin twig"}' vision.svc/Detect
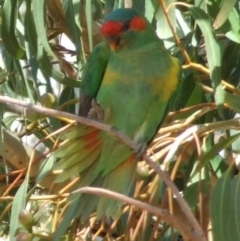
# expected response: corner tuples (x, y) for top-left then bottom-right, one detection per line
(0, 95), (137, 151)
(159, 0), (191, 64)
(143, 155), (206, 241)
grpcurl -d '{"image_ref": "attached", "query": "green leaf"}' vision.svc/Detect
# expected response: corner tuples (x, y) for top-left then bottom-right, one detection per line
(14, 59), (35, 103)
(25, 0), (79, 88)
(224, 91), (240, 113)
(175, 9), (192, 38)
(184, 178), (210, 208)
(210, 170), (233, 241)
(53, 198), (81, 241)
(184, 83), (203, 107)
(62, 0), (83, 62)
(210, 155), (228, 177)
(144, 0), (154, 22)
(2, 114), (18, 128)
(132, 0), (145, 14)
(86, 0), (93, 52)
(2, 0), (26, 59)
(213, 0), (237, 29)
(189, 6), (223, 115)
(210, 170), (240, 241)
(194, 0), (207, 11)
(230, 114), (240, 152)
(190, 133), (240, 179)
(221, 42), (240, 80)
(202, 132), (240, 164)
(177, 81), (203, 119)
(9, 177), (29, 240)
(32, 0), (56, 58)
(59, 87), (76, 114)
(36, 155), (55, 184)
(155, 0), (176, 49)
(230, 175), (240, 239)
(225, 8), (240, 43)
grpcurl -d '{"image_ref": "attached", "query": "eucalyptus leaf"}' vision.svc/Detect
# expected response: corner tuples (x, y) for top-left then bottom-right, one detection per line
(9, 178), (29, 240)
(213, 0), (237, 29)
(210, 170), (232, 241)
(2, 0), (26, 59)
(189, 6), (223, 115)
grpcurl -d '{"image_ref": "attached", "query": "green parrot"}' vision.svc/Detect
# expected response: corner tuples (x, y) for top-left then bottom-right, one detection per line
(55, 8), (181, 221)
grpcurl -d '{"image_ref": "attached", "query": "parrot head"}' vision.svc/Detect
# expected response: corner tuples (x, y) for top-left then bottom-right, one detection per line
(101, 8), (155, 51)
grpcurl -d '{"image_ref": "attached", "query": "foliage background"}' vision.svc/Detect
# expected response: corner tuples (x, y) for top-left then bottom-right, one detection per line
(0, 0), (240, 240)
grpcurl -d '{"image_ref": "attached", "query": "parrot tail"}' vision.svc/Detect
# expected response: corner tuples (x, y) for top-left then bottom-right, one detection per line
(52, 124), (137, 220)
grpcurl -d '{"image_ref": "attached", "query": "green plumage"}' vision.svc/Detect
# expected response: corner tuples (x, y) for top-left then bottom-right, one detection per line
(61, 8), (181, 220)
(79, 42), (110, 116)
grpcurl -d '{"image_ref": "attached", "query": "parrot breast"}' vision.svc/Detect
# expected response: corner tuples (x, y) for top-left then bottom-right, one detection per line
(96, 41), (180, 144)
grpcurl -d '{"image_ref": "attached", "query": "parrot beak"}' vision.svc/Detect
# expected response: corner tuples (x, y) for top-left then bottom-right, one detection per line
(107, 36), (120, 52)
(109, 42), (117, 52)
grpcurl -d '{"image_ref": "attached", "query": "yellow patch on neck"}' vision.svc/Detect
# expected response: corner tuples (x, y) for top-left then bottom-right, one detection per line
(152, 57), (180, 101)
(101, 54), (181, 102)
(102, 66), (129, 86)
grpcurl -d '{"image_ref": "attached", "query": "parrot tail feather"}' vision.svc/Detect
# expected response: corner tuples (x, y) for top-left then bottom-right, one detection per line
(52, 125), (138, 219)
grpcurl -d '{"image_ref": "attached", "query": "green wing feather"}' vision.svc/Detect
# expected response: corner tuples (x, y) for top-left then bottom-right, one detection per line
(79, 42), (110, 116)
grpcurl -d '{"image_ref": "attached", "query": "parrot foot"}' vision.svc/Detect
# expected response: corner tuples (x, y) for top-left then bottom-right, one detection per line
(135, 143), (147, 159)
(87, 99), (104, 122)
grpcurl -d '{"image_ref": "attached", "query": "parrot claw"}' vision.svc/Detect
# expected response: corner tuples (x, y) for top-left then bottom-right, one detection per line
(135, 143), (147, 159)
(87, 99), (104, 121)
(110, 125), (147, 159)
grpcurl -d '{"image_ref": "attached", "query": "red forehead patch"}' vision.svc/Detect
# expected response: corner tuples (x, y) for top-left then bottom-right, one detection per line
(101, 21), (123, 37)
(130, 16), (146, 31)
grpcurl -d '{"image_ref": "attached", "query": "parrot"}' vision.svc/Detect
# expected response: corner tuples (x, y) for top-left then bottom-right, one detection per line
(54, 8), (181, 222)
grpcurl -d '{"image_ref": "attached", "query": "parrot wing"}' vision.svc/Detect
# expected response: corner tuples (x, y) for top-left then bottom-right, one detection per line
(79, 42), (110, 117)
